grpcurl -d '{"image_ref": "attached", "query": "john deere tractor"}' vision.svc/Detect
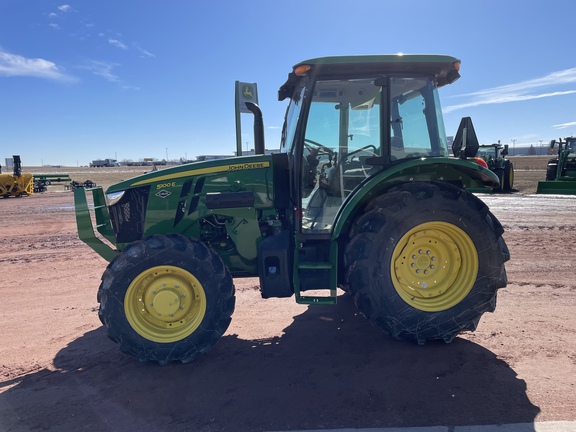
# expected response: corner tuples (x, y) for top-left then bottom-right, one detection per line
(477, 142), (514, 192)
(536, 137), (576, 194)
(74, 55), (509, 364)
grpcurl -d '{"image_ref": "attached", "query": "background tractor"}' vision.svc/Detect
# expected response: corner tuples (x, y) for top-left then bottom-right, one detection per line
(476, 142), (514, 192)
(74, 54), (509, 364)
(536, 137), (576, 194)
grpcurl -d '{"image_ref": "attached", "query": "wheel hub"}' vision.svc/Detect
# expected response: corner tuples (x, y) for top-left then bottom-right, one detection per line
(391, 222), (478, 312)
(124, 265), (207, 342)
(415, 254), (431, 269)
(394, 229), (461, 298)
(150, 289), (181, 316)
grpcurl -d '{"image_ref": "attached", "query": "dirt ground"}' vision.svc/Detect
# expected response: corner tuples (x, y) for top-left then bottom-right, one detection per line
(1, 158), (575, 432)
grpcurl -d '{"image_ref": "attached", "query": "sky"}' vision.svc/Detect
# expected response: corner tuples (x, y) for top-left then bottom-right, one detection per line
(1, 0), (575, 167)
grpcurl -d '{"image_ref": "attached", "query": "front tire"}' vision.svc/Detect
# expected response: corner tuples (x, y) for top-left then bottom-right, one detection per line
(98, 234), (235, 364)
(344, 182), (509, 344)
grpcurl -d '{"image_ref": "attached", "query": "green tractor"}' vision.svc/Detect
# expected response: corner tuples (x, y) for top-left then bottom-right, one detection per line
(476, 142), (514, 192)
(536, 137), (576, 194)
(74, 55), (509, 364)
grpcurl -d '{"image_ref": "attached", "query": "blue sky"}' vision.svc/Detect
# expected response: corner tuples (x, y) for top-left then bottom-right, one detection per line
(1, 0), (575, 167)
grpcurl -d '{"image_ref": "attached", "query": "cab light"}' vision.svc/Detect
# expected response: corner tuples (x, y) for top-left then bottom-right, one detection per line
(474, 157), (488, 169)
(294, 65), (311, 76)
(453, 61), (461, 71)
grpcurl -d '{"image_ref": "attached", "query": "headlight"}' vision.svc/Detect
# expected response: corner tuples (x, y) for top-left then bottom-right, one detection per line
(106, 191), (125, 205)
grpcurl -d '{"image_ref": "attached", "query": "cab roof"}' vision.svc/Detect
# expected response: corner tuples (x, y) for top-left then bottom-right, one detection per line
(279, 54), (461, 101)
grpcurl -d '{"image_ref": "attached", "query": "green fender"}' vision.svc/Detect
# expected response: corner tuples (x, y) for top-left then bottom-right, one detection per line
(331, 157), (499, 239)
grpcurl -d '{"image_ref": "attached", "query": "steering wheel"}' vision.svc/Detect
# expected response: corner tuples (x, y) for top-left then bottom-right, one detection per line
(344, 144), (378, 162)
(304, 139), (334, 156)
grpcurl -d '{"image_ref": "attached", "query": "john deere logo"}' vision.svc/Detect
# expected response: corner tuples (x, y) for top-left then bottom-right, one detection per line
(242, 85), (254, 101)
(156, 189), (171, 198)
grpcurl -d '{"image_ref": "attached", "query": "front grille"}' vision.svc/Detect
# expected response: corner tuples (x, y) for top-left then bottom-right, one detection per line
(109, 186), (150, 244)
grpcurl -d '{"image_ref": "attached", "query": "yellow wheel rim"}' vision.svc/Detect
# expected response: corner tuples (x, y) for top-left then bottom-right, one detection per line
(124, 265), (207, 343)
(391, 221), (478, 312)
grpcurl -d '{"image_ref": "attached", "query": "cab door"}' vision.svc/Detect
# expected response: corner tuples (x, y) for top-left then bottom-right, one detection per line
(299, 78), (382, 233)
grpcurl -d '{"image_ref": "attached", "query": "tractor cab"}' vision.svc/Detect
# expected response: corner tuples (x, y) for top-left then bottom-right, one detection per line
(276, 55), (489, 235)
(559, 137), (576, 154)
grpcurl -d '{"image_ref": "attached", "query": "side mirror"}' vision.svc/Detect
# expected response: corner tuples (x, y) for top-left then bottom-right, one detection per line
(452, 117), (479, 158)
(501, 144), (509, 157)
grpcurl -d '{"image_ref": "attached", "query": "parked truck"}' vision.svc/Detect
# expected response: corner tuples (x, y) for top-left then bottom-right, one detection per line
(74, 54), (509, 364)
(90, 159), (118, 167)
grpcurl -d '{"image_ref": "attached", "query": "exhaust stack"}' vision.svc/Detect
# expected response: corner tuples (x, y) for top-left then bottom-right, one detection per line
(245, 102), (265, 155)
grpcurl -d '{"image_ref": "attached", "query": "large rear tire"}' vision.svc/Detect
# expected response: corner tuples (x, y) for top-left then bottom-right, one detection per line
(344, 182), (509, 344)
(98, 234), (235, 364)
(546, 159), (558, 180)
(492, 167), (504, 192)
(503, 161), (514, 191)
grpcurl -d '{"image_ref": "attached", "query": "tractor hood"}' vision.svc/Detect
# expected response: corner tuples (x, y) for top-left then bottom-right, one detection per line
(106, 155), (272, 194)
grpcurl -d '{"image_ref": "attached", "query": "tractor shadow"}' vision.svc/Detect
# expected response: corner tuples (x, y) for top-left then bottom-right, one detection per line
(0, 294), (540, 432)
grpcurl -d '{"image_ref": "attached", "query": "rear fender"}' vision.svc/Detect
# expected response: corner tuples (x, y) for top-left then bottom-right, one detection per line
(331, 157), (498, 239)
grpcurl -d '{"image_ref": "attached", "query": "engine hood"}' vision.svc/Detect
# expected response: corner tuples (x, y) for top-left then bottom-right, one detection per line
(106, 155), (273, 194)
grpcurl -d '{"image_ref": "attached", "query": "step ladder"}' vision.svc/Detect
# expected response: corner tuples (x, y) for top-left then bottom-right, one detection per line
(294, 242), (338, 305)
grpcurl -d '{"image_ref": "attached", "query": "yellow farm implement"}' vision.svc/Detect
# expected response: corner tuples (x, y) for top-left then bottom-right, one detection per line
(0, 156), (33, 198)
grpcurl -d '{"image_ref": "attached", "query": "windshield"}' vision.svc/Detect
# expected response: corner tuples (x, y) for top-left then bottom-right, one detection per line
(283, 75), (449, 158)
(305, 79), (381, 161)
